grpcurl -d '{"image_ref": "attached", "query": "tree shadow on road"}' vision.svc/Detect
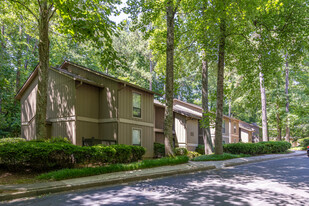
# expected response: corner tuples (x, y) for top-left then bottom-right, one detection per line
(3, 156), (309, 206)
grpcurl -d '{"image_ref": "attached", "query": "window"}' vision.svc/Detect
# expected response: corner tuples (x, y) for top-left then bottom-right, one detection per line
(222, 120), (226, 133)
(234, 123), (237, 133)
(133, 93), (141, 118)
(132, 129), (141, 146)
(222, 140), (226, 145)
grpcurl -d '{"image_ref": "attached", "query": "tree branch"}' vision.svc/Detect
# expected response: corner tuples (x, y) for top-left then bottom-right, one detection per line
(8, 0), (39, 22)
(48, 8), (57, 22)
(173, 0), (182, 16)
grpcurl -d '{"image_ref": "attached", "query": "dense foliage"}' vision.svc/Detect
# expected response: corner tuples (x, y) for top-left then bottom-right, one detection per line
(223, 141), (291, 155)
(0, 0), (308, 145)
(0, 140), (145, 171)
(298, 137), (309, 148)
(154, 143), (165, 158)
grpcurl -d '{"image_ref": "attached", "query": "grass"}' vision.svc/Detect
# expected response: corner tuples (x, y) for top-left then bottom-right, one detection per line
(38, 156), (189, 181)
(0, 168), (47, 185)
(290, 146), (307, 151)
(192, 153), (251, 161)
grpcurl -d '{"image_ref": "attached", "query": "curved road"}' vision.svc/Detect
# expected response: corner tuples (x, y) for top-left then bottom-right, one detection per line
(2, 155), (309, 206)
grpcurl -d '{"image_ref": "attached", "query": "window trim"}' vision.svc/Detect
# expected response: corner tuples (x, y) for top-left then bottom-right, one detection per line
(222, 120), (226, 133)
(132, 128), (142, 146)
(132, 91), (142, 119)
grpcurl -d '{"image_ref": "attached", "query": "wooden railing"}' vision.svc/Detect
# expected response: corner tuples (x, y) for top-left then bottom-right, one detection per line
(82, 137), (117, 146)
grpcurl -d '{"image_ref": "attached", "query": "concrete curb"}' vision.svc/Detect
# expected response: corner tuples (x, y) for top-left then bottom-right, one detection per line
(0, 151), (305, 202)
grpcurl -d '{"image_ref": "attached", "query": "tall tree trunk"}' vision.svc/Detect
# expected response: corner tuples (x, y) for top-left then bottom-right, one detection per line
(36, 1), (50, 139)
(164, 0), (176, 156)
(285, 54), (290, 142)
(214, 19), (226, 155)
(149, 53), (153, 91)
(276, 102), (281, 141)
(228, 97), (232, 143)
(16, 25), (22, 93)
(0, 24), (4, 114)
(24, 34), (30, 70)
(202, 52), (214, 154)
(259, 71), (269, 141)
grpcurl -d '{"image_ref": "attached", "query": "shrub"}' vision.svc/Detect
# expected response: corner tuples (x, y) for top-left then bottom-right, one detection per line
(223, 141), (291, 155)
(187, 151), (201, 159)
(154, 143), (165, 158)
(195, 144), (205, 155)
(0, 141), (80, 171)
(109, 144), (145, 163)
(0, 141), (146, 171)
(298, 137), (309, 148)
(0, 137), (26, 145)
(174, 147), (188, 156)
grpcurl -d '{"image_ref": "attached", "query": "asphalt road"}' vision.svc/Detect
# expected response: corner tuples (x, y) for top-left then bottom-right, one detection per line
(2, 155), (309, 206)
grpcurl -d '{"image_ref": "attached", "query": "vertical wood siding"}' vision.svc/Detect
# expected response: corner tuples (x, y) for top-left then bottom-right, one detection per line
(20, 76), (38, 140)
(76, 121), (99, 145)
(186, 119), (198, 151)
(118, 86), (154, 123)
(21, 77), (38, 123)
(51, 121), (76, 144)
(47, 70), (75, 119)
(155, 106), (165, 129)
(174, 113), (187, 147)
(76, 83), (99, 118)
(118, 122), (154, 158)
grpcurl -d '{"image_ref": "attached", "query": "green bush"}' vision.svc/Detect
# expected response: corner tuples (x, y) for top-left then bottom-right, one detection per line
(0, 141), (146, 171)
(174, 147), (188, 156)
(298, 137), (309, 148)
(0, 137), (26, 145)
(154, 143), (165, 158)
(223, 141), (291, 155)
(195, 144), (205, 155)
(109, 144), (145, 163)
(0, 141), (81, 171)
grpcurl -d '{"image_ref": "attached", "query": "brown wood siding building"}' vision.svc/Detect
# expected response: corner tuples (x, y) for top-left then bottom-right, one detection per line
(16, 61), (157, 158)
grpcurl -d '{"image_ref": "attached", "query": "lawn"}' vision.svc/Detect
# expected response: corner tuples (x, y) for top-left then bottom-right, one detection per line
(192, 153), (251, 161)
(38, 156), (189, 181)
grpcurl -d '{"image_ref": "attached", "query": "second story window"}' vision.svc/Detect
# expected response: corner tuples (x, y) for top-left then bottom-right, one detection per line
(133, 92), (141, 118)
(222, 120), (226, 133)
(234, 123), (237, 133)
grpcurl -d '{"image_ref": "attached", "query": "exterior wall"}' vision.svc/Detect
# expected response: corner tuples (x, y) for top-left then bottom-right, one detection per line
(174, 113), (187, 148)
(118, 86), (154, 124)
(75, 83), (100, 145)
(186, 119), (199, 151)
(155, 106), (165, 130)
(118, 122), (154, 158)
(240, 129), (252, 143)
(230, 119), (239, 143)
(155, 132), (165, 144)
(47, 70), (76, 143)
(20, 76), (38, 140)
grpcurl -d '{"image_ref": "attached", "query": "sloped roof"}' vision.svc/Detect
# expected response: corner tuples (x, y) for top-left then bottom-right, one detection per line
(16, 61), (161, 100)
(60, 61), (161, 96)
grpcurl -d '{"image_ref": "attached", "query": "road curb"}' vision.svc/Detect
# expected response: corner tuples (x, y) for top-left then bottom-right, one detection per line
(0, 165), (216, 202)
(0, 151), (305, 202)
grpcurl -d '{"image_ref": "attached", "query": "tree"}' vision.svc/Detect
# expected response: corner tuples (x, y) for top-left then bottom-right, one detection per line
(5, 0), (119, 139)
